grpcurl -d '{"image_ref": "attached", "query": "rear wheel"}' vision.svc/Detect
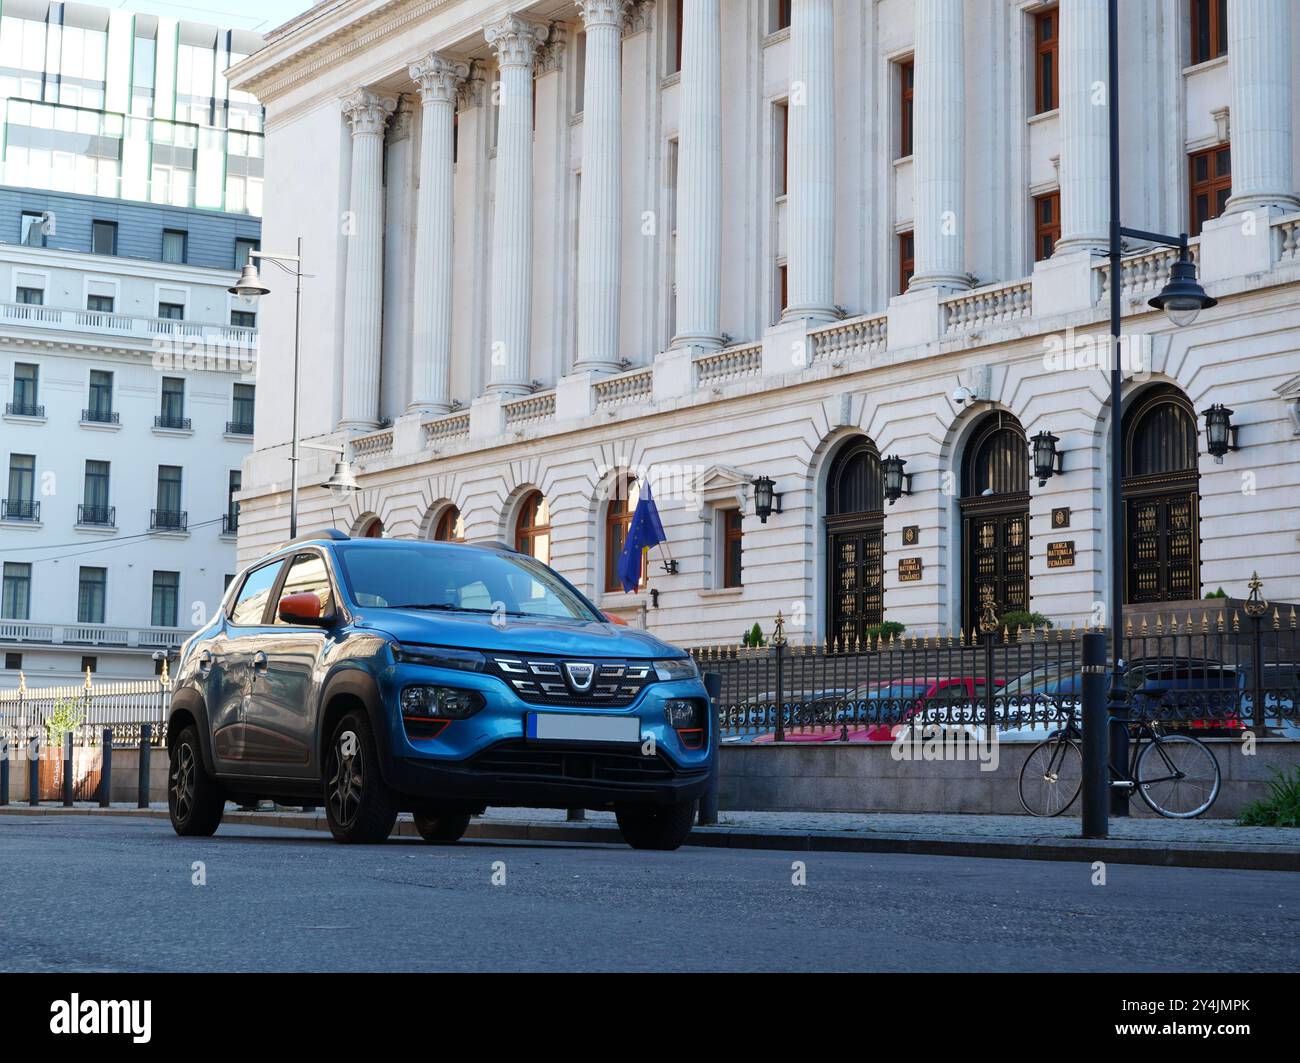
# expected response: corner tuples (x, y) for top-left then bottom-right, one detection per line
(1136, 734), (1221, 818)
(168, 725), (225, 836)
(413, 808), (472, 844)
(323, 711), (399, 843)
(615, 800), (696, 851)
(1018, 735), (1083, 817)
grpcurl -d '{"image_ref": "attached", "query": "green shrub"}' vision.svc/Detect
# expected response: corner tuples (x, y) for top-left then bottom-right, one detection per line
(863, 622), (907, 640)
(1238, 768), (1300, 829)
(42, 698), (85, 749)
(998, 610), (1053, 631)
(1204, 588), (1228, 600)
(741, 622), (765, 648)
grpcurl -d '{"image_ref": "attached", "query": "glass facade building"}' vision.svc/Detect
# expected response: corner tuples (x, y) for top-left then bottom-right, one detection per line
(0, 2), (264, 216)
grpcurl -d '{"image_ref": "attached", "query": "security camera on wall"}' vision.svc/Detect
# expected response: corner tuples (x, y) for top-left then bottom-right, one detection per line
(953, 366), (992, 408)
(953, 386), (976, 406)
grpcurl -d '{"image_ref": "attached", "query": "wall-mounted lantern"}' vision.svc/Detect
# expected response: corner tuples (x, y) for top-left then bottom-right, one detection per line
(1031, 431), (1063, 487)
(751, 476), (782, 524)
(1203, 403), (1239, 463)
(881, 456), (912, 506)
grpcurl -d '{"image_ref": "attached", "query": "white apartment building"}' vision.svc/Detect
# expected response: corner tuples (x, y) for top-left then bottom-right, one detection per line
(229, 0), (1300, 648)
(0, 3), (263, 687)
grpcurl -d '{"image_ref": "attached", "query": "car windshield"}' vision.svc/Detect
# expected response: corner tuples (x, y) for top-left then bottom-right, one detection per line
(334, 544), (601, 622)
(1002, 666), (1079, 696)
(870, 683), (930, 700)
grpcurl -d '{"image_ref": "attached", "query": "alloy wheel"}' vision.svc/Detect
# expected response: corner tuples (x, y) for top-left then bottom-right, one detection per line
(327, 730), (363, 828)
(170, 742), (195, 821)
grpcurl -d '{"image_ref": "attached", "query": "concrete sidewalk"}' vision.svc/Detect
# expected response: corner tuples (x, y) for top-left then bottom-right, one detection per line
(2, 802), (1296, 871)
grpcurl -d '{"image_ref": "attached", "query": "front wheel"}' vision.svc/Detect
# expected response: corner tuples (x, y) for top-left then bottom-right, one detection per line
(168, 725), (225, 836)
(413, 808), (472, 844)
(1136, 734), (1221, 818)
(323, 711), (399, 843)
(614, 800), (696, 851)
(1018, 736), (1083, 817)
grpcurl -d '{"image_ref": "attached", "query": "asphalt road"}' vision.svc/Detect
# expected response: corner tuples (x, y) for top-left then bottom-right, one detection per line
(1, 816), (1296, 972)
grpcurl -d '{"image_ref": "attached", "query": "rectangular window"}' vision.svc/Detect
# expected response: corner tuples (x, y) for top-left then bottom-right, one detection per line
(84, 459), (110, 509)
(669, 0), (684, 75)
(20, 211), (47, 247)
(230, 309), (256, 329)
(12, 363), (38, 412)
(776, 263), (788, 322)
(4, 652), (21, 670)
(898, 230), (915, 295)
(87, 294), (114, 313)
(15, 286), (43, 305)
(773, 100), (789, 198)
(231, 383), (255, 432)
(81, 656), (98, 673)
(899, 59), (914, 158)
(87, 370), (114, 420)
(721, 508), (744, 588)
(132, 33), (157, 117)
(7, 453), (35, 504)
(77, 567), (107, 625)
(1188, 144), (1231, 236)
(160, 377), (185, 425)
(226, 469), (241, 533)
(1190, 0), (1228, 65)
(161, 229), (188, 264)
(234, 237), (259, 270)
(91, 220), (117, 256)
(157, 302), (185, 320)
(1, 563), (32, 620)
(156, 465), (183, 515)
(1033, 191), (1060, 261)
(151, 571), (180, 628)
(1034, 7), (1059, 115)
(573, 31), (587, 114)
(770, 0), (792, 33)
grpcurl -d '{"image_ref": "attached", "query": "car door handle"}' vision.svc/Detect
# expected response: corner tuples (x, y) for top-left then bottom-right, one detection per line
(250, 651), (269, 672)
(197, 650), (212, 675)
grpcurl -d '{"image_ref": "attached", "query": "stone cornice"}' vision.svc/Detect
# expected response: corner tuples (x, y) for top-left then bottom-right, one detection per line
(341, 88), (399, 135)
(485, 14), (548, 70)
(409, 51), (470, 105)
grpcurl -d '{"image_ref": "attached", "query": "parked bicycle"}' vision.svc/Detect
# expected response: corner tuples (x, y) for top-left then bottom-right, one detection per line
(1018, 709), (1221, 819)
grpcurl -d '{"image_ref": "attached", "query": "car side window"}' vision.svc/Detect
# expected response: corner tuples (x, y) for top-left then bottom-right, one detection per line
(229, 561), (285, 626)
(275, 553), (334, 623)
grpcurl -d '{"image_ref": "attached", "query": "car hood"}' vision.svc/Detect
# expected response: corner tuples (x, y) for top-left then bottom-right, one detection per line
(352, 608), (686, 659)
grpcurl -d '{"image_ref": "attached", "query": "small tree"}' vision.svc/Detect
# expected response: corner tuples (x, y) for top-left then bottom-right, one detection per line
(998, 610), (1053, 631)
(43, 698), (86, 752)
(742, 622), (765, 648)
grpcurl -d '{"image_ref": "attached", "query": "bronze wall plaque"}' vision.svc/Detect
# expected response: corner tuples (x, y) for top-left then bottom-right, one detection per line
(901, 525), (919, 546)
(1047, 541), (1076, 568)
(1052, 507), (1071, 529)
(898, 557), (924, 582)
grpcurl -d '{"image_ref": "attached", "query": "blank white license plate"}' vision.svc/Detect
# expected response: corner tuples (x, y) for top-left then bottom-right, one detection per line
(525, 712), (640, 744)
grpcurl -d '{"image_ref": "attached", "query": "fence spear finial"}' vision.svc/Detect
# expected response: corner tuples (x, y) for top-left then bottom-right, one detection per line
(84, 666), (93, 692)
(17, 671), (26, 696)
(159, 657), (171, 687)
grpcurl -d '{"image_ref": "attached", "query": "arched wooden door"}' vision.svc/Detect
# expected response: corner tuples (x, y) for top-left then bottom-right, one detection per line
(825, 438), (886, 646)
(961, 415), (1030, 631)
(1123, 385), (1201, 603)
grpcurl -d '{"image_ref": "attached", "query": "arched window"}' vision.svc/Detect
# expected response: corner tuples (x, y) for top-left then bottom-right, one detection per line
(514, 491), (551, 564)
(359, 517), (383, 539)
(433, 505), (463, 542)
(824, 437), (885, 645)
(603, 476), (641, 593)
(1123, 385), (1201, 603)
(960, 414), (1030, 631)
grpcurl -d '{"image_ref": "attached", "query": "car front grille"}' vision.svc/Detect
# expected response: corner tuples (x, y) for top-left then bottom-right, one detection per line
(467, 741), (682, 785)
(487, 655), (653, 707)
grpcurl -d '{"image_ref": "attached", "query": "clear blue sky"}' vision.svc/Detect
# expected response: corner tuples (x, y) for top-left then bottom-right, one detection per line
(109, 0), (316, 34)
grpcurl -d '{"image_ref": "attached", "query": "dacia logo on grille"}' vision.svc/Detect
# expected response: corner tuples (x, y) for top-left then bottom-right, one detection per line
(563, 661), (596, 692)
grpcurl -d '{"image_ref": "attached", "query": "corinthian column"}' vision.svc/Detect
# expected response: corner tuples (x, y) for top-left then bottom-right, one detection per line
(339, 89), (397, 431)
(574, 0), (630, 372)
(1224, 0), (1299, 215)
(1055, 0), (1109, 255)
(671, 0), (722, 350)
(910, 0), (968, 290)
(408, 53), (468, 415)
(784, 0), (836, 322)
(485, 15), (547, 396)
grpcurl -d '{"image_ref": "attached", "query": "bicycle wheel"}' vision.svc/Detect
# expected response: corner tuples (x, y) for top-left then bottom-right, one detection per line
(1136, 734), (1221, 818)
(1018, 736), (1083, 817)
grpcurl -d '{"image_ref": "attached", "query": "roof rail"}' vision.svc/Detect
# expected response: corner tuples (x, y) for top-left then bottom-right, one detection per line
(472, 541), (521, 554)
(282, 528), (350, 548)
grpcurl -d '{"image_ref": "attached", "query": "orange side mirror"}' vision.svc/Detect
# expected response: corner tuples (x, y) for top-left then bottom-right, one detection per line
(279, 592), (324, 624)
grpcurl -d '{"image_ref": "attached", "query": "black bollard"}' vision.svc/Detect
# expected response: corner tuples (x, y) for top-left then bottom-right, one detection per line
(28, 736), (39, 806)
(62, 731), (73, 807)
(138, 724), (151, 809)
(698, 672), (722, 826)
(100, 729), (112, 808)
(1080, 632), (1109, 839)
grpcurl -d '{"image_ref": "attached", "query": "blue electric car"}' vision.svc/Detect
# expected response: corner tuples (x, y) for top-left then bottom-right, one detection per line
(165, 531), (712, 848)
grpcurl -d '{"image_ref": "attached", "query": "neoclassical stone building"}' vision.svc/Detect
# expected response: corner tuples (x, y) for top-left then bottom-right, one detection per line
(228, 0), (1300, 646)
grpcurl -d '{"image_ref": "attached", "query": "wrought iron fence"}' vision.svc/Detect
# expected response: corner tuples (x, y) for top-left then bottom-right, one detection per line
(690, 593), (1300, 745)
(0, 675), (172, 750)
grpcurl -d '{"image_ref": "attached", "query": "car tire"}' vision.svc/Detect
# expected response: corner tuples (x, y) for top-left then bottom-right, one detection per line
(413, 808), (472, 844)
(323, 710), (399, 844)
(168, 725), (225, 837)
(614, 800), (696, 851)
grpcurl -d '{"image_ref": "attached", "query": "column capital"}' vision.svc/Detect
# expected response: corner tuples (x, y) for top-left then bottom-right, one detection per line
(578, 0), (631, 30)
(409, 52), (470, 105)
(341, 89), (398, 136)
(622, 0), (656, 37)
(485, 14), (547, 69)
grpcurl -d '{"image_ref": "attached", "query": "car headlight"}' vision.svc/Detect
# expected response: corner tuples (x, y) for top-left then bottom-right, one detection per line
(653, 657), (699, 682)
(400, 685), (485, 719)
(393, 644), (485, 672)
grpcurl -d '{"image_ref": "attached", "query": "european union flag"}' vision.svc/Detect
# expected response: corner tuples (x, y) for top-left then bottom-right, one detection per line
(617, 479), (667, 593)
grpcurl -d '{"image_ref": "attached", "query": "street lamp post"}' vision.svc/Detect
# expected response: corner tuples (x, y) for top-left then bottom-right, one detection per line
(1102, 0), (1217, 826)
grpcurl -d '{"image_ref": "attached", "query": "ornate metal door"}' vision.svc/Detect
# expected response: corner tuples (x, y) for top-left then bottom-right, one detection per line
(1127, 489), (1199, 603)
(828, 524), (884, 646)
(962, 506), (1029, 632)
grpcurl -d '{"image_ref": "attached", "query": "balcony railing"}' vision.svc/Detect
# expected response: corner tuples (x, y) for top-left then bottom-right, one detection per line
(150, 509), (187, 532)
(0, 620), (192, 650)
(5, 401), (44, 418)
(225, 420), (254, 436)
(0, 301), (258, 352)
(154, 414), (192, 431)
(1, 498), (39, 521)
(77, 504), (115, 527)
(222, 512), (238, 534)
(82, 408), (119, 424)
